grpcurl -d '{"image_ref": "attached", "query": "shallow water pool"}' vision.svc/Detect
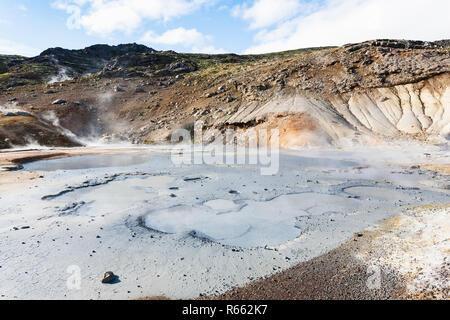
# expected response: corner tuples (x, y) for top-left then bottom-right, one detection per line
(23, 153), (151, 171)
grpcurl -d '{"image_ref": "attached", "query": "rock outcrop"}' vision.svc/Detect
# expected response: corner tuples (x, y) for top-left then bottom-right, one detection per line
(222, 73), (449, 147)
(0, 39), (448, 149)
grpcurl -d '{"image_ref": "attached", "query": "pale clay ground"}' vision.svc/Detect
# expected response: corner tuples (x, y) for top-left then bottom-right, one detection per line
(0, 144), (448, 300)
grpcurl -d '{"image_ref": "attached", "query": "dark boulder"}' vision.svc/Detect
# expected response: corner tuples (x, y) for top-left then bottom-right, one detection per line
(101, 271), (117, 284)
(52, 99), (66, 105)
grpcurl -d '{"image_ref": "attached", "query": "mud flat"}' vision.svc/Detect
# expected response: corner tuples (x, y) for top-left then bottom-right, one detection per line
(209, 204), (449, 300)
(0, 143), (449, 300)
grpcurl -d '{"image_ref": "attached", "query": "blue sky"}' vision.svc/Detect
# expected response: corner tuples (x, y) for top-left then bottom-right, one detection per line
(0, 0), (449, 57)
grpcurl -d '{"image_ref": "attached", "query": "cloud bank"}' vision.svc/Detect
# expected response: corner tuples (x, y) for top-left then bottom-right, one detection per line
(52, 0), (209, 36)
(236, 0), (450, 54)
(232, 0), (302, 29)
(52, 0), (450, 54)
(140, 27), (225, 53)
(0, 39), (40, 57)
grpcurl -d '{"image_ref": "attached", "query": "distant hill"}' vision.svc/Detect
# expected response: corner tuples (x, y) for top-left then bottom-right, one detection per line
(0, 39), (449, 149)
(0, 42), (332, 89)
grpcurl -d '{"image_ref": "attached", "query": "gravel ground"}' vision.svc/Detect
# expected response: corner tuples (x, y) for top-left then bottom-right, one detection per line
(205, 230), (408, 300)
(207, 205), (450, 301)
(1, 147), (448, 300)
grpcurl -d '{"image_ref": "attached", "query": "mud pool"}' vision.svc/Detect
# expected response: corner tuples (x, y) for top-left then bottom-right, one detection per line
(0, 145), (449, 299)
(24, 153), (152, 171)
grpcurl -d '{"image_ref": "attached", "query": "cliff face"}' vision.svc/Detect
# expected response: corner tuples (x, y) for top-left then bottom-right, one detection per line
(333, 74), (449, 137)
(0, 39), (448, 149)
(222, 73), (449, 147)
(173, 40), (450, 147)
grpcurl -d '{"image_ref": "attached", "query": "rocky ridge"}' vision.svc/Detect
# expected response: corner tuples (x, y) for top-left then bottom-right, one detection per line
(0, 39), (449, 149)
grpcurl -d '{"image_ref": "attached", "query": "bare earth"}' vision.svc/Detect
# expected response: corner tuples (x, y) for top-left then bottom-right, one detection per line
(206, 229), (408, 300)
(208, 206), (450, 300)
(1, 147), (448, 300)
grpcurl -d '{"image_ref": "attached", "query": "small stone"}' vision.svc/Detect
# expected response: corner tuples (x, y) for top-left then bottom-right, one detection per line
(102, 271), (117, 284)
(52, 99), (66, 105)
(205, 92), (217, 98)
(16, 111), (31, 117)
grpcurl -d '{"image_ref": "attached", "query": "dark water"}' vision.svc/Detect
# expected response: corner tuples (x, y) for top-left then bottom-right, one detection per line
(23, 153), (151, 171)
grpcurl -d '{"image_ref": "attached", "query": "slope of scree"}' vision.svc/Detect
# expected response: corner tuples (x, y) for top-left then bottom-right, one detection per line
(0, 39), (448, 149)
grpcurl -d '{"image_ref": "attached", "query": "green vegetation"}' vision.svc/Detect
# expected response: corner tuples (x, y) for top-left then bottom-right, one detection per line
(0, 73), (12, 79)
(0, 115), (35, 125)
(0, 54), (26, 74)
(143, 139), (154, 145)
(179, 46), (334, 83)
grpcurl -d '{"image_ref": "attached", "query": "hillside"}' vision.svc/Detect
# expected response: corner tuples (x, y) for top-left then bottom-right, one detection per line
(0, 39), (449, 149)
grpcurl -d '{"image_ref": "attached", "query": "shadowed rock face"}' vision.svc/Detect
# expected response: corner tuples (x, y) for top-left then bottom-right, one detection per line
(39, 43), (155, 61)
(0, 115), (81, 149)
(2, 43), (158, 87)
(0, 39), (449, 149)
(34, 43), (157, 74)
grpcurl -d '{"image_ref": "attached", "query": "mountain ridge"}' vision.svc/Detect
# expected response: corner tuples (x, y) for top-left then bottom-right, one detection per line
(0, 39), (449, 149)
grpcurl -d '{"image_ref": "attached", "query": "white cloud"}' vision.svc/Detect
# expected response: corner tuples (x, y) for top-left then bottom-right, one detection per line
(241, 0), (450, 54)
(232, 0), (302, 29)
(140, 27), (225, 54)
(19, 4), (28, 11)
(218, 5), (229, 11)
(0, 39), (41, 57)
(141, 27), (210, 46)
(53, 0), (209, 36)
(191, 45), (227, 54)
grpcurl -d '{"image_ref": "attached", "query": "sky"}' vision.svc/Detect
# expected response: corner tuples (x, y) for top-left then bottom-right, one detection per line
(0, 0), (449, 57)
